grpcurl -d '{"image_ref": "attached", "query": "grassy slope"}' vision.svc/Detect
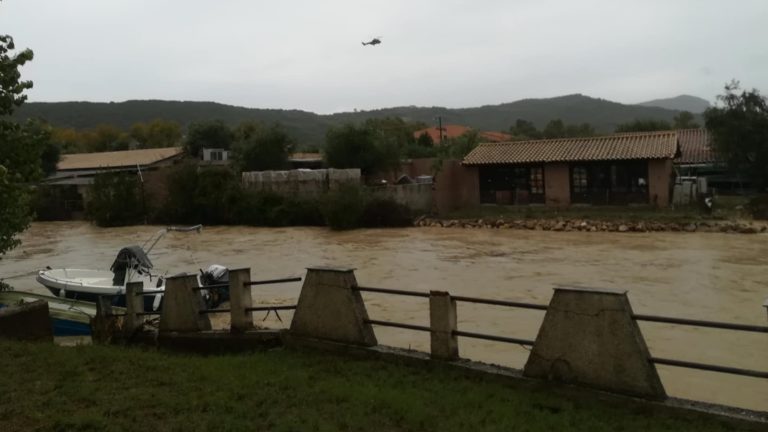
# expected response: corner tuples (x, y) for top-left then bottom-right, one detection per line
(0, 341), (742, 432)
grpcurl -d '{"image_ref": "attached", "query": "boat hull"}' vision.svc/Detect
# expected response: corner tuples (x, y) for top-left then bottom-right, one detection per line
(0, 290), (120, 337)
(37, 269), (162, 311)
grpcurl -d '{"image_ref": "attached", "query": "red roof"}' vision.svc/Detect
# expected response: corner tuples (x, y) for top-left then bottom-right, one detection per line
(413, 125), (512, 144)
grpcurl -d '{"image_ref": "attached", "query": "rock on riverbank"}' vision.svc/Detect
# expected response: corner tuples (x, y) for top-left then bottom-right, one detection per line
(414, 217), (768, 234)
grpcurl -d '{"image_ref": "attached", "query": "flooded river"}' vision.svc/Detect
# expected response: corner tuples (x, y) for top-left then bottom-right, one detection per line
(1, 222), (766, 411)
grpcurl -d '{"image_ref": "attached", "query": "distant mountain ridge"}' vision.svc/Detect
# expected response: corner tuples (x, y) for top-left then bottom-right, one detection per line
(15, 94), (698, 147)
(636, 95), (711, 113)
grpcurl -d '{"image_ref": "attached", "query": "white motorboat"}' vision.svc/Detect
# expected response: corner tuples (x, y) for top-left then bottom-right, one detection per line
(36, 225), (229, 311)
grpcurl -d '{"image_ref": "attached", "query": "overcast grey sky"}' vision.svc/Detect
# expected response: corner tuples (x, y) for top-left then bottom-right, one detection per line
(2, 0), (766, 113)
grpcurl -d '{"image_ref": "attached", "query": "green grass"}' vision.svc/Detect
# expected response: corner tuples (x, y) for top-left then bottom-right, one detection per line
(0, 341), (748, 432)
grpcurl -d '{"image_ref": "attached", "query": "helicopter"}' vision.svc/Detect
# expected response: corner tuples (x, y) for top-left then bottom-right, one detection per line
(362, 37), (382, 46)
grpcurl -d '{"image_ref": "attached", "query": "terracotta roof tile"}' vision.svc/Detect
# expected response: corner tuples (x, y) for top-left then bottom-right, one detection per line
(57, 147), (184, 171)
(463, 131), (678, 165)
(675, 128), (717, 164)
(479, 131), (514, 142)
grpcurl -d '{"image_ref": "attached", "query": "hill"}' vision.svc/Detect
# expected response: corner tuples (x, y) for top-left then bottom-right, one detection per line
(636, 95), (711, 113)
(14, 95), (695, 147)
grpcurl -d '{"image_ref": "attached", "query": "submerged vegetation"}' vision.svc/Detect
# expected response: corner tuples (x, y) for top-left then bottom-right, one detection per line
(85, 162), (412, 230)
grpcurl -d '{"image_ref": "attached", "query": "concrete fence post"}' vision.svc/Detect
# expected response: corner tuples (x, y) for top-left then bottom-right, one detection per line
(124, 281), (145, 337)
(228, 268), (253, 333)
(523, 287), (666, 400)
(289, 267), (377, 346)
(429, 290), (459, 360)
(159, 274), (212, 333)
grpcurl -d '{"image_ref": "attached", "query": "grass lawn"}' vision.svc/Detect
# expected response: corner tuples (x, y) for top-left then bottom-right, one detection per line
(0, 341), (747, 432)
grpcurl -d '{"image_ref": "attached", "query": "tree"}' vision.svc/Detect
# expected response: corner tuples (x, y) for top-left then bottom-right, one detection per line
(184, 120), (234, 158)
(233, 122), (294, 171)
(324, 123), (376, 174)
(81, 124), (126, 152)
(415, 132), (434, 148)
(130, 119), (182, 149)
(0, 31), (44, 256)
(615, 119), (672, 133)
(673, 111), (700, 129)
(85, 172), (144, 227)
(510, 119), (542, 140)
(705, 80), (768, 191)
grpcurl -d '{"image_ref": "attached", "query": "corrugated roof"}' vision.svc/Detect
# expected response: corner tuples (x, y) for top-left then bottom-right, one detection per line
(676, 128), (717, 164)
(463, 131), (678, 165)
(57, 147), (184, 171)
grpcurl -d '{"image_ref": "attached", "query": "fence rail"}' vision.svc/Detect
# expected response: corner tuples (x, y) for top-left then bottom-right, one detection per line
(633, 314), (768, 333)
(365, 319), (431, 332)
(452, 295), (548, 311)
(650, 357), (768, 379)
(354, 286), (430, 298)
(453, 330), (536, 346)
(353, 284), (768, 382)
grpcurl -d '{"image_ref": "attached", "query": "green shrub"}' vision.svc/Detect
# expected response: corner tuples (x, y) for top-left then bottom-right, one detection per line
(86, 172), (145, 227)
(273, 197), (324, 226)
(322, 183), (366, 230)
(33, 185), (83, 221)
(748, 195), (768, 220)
(361, 198), (413, 227)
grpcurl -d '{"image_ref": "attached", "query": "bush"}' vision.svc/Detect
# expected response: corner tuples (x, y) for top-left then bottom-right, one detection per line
(33, 185), (83, 221)
(748, 195), (768, 220)
(86, 172), (145, 227)
(322, 183), (366, 230)
(361, 198), (413, 227)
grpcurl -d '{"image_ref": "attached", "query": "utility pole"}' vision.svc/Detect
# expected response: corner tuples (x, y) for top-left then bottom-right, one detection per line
(437, 116), (443, 146)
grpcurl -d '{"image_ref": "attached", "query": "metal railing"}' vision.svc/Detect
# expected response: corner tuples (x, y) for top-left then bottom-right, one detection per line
(354, 285), (545, 348)
(198, 276), (302, 316)
(354, 284), (768, 380)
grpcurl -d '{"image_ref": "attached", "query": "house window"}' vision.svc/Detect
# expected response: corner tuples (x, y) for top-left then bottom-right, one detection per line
(572, 166), (588, 193)
(530, 167), (544, 194)
(211, 151), (223, 161)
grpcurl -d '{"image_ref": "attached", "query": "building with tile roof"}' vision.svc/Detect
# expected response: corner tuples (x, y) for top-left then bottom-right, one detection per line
(413, 124), (513, 144)
(462, 131), (680, 207)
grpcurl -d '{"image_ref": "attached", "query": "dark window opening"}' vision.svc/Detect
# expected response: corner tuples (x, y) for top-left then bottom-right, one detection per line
(479, 165), (545, 205)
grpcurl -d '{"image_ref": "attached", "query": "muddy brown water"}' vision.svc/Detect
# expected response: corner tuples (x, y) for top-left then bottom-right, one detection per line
(2, 222), (766, 411)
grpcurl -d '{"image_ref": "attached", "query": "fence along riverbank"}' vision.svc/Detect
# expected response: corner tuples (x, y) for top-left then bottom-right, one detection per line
(93, 267), (768, 421)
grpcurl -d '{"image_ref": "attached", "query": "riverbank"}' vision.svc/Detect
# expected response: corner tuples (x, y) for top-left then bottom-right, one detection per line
(419, 202), (767, 233)
(0, 341), (753, 432)
(416, 215), (768, 233)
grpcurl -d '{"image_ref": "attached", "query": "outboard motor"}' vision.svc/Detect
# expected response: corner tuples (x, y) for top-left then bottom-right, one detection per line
(200, 264), (230, 308)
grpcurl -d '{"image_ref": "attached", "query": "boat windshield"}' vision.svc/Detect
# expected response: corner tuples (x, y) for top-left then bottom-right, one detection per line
(110, 246), (153, 286)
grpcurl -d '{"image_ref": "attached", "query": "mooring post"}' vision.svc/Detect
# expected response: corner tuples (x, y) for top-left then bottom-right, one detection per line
(228, 268), (253, 333)
(523, 287), (666, 400)
(159, 274), (211, 333)
(124, 281), (144, 337)
(429, 290), (459, 360)
(289, 267), (377, 346)
(92, 296), (117, 344)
